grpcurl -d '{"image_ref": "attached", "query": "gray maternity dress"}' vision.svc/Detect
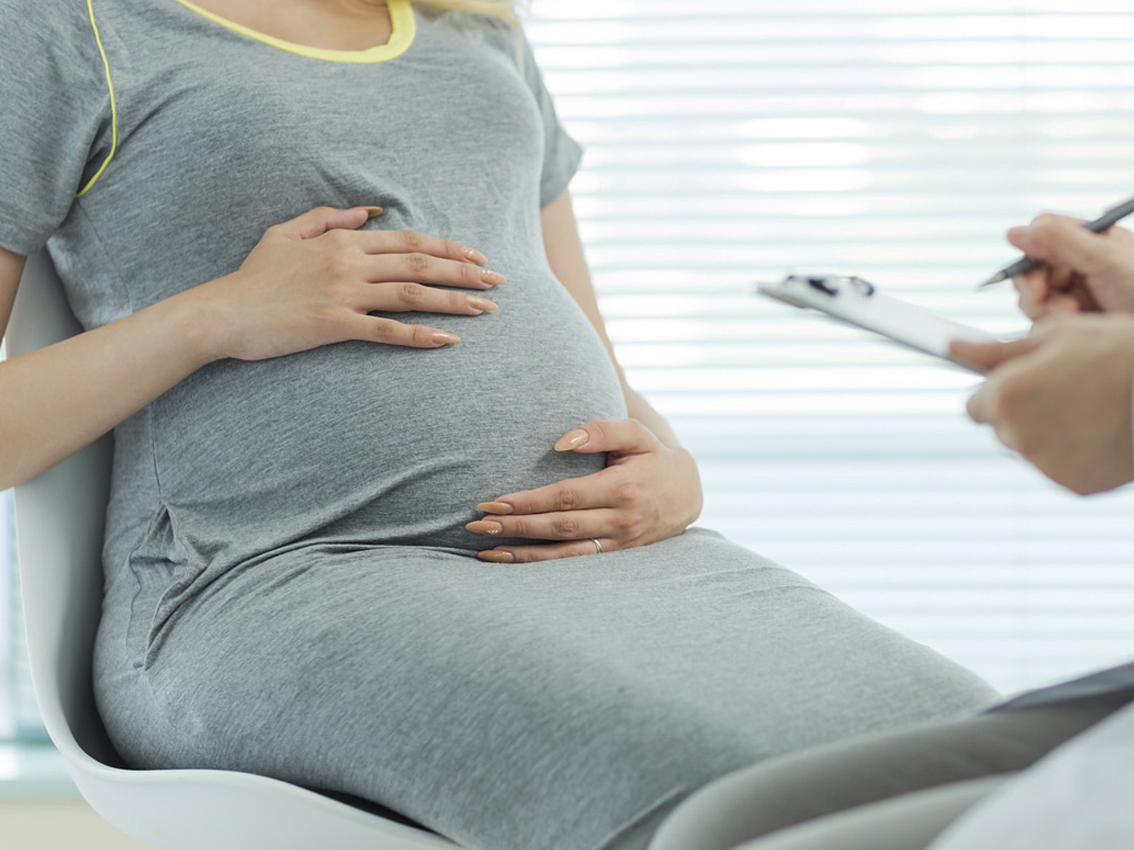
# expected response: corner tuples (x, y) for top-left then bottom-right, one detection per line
(0, 2), (998, 849)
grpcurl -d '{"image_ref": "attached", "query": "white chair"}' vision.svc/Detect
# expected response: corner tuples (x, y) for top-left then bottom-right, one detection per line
(8, 249), (461, 850)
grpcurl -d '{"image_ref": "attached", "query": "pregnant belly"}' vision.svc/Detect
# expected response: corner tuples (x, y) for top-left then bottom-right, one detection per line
(150, 275), (628, 567)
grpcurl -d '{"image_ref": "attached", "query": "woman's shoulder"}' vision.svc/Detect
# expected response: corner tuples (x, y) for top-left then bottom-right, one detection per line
(0, 3), (118, 120)
(1, 0), (113, 79)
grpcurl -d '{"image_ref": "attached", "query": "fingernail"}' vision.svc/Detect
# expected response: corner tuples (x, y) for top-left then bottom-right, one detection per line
(432, 331), (461, 346)
(466, 520), (504, 536)
(480, 269), (506, 285)
(468, 296), (498, 312)
(478, 550), (515, 563)
(477, 501), (514, 515)
(554, 429), (589, 451)
(359, 206), (384, 219)
(464, 247), (488, 264)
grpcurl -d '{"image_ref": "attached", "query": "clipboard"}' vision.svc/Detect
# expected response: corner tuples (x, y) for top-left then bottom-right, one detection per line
(757, 275), (997, 373)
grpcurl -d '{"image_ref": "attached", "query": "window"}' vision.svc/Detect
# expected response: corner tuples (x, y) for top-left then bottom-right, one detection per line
(525, 0), (1134, 695)
(3, 0), (1134, 737)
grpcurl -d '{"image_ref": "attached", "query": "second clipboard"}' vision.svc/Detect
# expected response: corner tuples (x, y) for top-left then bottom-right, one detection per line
(757, 274), (998, 373)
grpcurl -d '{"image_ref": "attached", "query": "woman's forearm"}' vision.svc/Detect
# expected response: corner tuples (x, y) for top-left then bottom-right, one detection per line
(0, 205), (507, 491)
(0, 286), (218, 491)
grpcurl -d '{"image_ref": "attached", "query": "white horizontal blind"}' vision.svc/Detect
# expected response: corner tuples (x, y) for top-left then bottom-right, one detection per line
(528, 0), (1134, 696)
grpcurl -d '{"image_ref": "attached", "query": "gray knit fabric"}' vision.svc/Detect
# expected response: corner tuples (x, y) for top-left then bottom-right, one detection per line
(1, 3), (996, 849)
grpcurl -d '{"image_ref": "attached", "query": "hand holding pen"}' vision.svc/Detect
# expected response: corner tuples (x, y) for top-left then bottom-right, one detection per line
(980, 200), (1134, 320)
(980, 194), (1134, 287)
(954, 199), (1134, 495)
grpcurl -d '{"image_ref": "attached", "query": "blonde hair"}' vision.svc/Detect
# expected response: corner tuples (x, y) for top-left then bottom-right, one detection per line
(411, 0), (523, 27)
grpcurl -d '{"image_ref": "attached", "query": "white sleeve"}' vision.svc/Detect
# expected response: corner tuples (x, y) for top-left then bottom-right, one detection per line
(927, 700), (1134, 850)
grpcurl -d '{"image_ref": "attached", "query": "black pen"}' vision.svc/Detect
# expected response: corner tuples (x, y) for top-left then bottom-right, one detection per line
(978, 193), (1134, 288)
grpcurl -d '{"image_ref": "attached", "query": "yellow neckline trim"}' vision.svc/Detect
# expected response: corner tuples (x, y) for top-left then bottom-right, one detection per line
(172, 0), (416, 63)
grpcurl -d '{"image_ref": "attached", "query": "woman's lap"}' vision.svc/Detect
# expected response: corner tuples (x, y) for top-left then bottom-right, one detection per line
(95, 528), (998, 850)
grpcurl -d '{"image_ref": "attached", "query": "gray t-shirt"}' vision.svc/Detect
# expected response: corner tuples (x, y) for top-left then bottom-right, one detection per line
(0, 0), (625, 601)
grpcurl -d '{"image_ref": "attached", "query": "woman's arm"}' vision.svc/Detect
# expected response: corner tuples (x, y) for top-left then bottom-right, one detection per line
(0, 243), (217, 491)
(0, 247), (26, 337)
(539, 190), (683, 450)
(0, 207), (501, 492)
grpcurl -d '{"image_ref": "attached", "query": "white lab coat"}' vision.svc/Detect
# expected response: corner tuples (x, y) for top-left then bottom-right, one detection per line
(929, 699), (1134, 849)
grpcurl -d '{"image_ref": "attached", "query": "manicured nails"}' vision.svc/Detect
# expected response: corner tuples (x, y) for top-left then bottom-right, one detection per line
(478, 550), (515, 563)
(467, 296), (498, 313)
(554, 429), (589, 451)
(466, 520), (504, 536)
(357, 206), (384, 219)
(464, 247), (489, 264)
(480, 269), (506, 285)
(432, 331), (461, 346)
(477, 501), (514, 515)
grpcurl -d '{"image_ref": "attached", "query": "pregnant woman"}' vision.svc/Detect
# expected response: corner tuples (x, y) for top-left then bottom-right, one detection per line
(0, 1), (996, 849)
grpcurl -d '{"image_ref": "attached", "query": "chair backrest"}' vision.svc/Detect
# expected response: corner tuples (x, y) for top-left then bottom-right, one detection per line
(5, 250), (458, 850)
(7, 249), (120, 767)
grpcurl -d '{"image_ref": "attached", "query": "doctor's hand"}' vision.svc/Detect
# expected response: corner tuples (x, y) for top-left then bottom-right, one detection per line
(950, 314), (1134, 496)
(1009, 214), (1134, 320)
(190, 205), (505, 362)
(466, 419), (703, 562)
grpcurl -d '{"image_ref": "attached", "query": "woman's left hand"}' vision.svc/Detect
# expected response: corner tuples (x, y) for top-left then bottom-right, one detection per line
(466, 419), (703, 562)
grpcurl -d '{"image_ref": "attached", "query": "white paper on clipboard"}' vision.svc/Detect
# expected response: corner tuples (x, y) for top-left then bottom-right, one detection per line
(757, 275), (998, 372)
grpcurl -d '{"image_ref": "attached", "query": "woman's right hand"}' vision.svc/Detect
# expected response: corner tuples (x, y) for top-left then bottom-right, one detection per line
(1009, 213), (1134, 320)
(193, 205), (505, 361)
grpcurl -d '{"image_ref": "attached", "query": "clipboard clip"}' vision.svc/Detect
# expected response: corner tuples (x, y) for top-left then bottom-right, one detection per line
(801, 274), (877, 298)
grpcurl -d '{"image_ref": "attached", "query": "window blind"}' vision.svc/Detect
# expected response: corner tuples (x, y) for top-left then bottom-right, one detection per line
(529, 0), (1134, 697)
(4, 0), (1134, 736)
